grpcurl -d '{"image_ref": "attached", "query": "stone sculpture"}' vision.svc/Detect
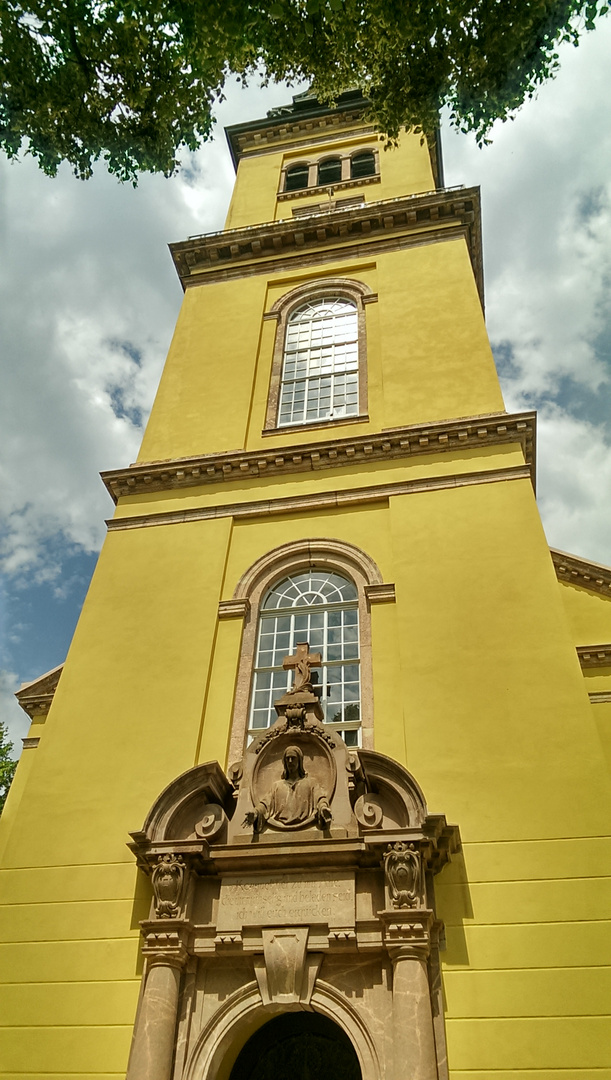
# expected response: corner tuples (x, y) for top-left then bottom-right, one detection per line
(244, 744), (333, 832)
(151, 853), (186, 918)
(384, 841), (422, 908)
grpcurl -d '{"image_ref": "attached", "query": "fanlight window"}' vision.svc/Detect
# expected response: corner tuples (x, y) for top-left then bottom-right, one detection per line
(278, 297), (359, 427)
(318, 157), (342, 186)
(285, 163), (309, 191)
(249, 570), (361, 747)
(350, 151), (376, 179)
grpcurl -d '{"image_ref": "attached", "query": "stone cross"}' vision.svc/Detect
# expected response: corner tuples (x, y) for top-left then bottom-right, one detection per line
(282, 641), (322, 694)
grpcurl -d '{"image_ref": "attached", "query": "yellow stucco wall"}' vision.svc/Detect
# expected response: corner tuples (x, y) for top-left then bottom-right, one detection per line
(1, 107), (610, 1080)
(138, 239), (502, 464)
(558, 578), (611, 644)
(225, 125), (435, 230)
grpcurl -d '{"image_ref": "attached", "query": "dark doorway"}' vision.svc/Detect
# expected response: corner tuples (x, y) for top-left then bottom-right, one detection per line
(228, 1011), (362, 1080)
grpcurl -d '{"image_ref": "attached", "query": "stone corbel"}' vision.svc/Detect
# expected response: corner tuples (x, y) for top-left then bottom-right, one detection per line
(254, 928), (323, 1005)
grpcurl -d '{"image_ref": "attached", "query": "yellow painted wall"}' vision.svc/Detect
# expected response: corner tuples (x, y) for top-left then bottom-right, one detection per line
(138, 239), (502, 464)
(2, 104), (609, 1080)
(225, 126), (434, 230)
(558, 578), (611, 643)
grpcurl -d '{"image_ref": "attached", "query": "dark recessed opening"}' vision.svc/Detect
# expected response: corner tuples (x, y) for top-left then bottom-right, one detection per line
(285, 165), (310, 191)
(318, 158), (342, 186)
(228, 1011), (362, 1080)
(350, 152), (376, 180)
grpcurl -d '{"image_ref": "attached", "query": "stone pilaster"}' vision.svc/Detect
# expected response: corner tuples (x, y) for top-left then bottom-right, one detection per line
(125, 926), (189, 1080)
(381, 910), (439, 1080)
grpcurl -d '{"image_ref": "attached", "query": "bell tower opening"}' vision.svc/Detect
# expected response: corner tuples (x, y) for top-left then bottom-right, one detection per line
(228, 1011), (362, 1080)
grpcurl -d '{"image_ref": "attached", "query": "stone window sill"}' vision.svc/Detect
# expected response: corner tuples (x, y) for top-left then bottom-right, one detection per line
(262, 414), (370, 437)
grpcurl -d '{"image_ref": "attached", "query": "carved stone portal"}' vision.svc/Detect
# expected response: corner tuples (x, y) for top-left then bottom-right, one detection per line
(127, 654), (460, 1080)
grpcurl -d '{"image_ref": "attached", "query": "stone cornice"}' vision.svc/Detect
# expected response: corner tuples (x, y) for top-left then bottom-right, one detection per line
(102, 410), (535, 505)
(16, 663), (63, 719)
(225, 102), (372, 168)
(552, 549), (611, 598)
(170, 186), (482, 301)
(577, 644), (611, 668)
(106, 464), (531, 533)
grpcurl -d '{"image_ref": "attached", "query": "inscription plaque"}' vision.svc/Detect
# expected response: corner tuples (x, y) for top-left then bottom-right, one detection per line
(217, 872), (355, 931)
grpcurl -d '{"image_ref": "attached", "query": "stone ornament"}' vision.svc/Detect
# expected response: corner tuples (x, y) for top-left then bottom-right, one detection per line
(193, 802), (227, 841)
(244, 744), (333, 832)
(151, 854), (186, 919)
(384, 842), (422, 908)
(283, 641), (322, 695)
(253, 927), (323, 1005)
(354, 792), (384, 829)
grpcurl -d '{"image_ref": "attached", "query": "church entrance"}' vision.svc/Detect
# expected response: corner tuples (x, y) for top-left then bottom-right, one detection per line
(228, 1011), (362, 1080)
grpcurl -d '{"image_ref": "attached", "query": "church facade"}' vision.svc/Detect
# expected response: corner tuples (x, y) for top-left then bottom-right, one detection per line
(2, 91), (611, 1079)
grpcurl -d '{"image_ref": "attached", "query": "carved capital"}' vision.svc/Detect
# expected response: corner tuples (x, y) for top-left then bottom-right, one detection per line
(379, 908), (435, 960)
(141, 923), (190, 968)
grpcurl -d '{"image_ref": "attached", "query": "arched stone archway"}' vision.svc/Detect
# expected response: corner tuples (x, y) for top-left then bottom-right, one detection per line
(228, 1010), (362, 1080)
(183, 981), (380, 1080)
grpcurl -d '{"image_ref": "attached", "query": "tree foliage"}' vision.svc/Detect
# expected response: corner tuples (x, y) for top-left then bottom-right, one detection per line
(0, 0), (608, 182)
(0, 722), (17, 816)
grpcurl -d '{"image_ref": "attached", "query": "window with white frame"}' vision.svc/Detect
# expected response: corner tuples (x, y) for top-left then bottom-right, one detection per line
(249, 570), (361, 747)
(277, 297), (359, 427)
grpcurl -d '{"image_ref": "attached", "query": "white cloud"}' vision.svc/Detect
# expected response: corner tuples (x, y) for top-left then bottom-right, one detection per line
(443, 18), (611, 563)
(0, 670), (29, 749)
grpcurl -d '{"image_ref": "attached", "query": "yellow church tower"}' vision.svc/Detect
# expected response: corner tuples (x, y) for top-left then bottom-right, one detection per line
(2, 90), (611, 1080)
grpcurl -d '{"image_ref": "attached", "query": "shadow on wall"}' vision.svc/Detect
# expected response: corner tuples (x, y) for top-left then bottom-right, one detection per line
(435, 848), (473, 967)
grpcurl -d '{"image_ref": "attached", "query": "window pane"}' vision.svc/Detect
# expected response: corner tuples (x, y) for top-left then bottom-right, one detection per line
(285, 164), (309, 191)
(278, 297), (359, 428)
(350, 151), (376, 179)
(250, 570), (360, 737)
(318, 158), (342, 185)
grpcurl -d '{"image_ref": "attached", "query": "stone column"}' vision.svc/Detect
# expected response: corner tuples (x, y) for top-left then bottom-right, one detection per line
(125, 952), (185, 1080)
(389, 943), (438, 1080)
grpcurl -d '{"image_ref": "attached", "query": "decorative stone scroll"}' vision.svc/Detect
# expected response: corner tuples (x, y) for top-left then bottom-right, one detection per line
(151, 854), (187, 919)
(384, 842), (423, 909)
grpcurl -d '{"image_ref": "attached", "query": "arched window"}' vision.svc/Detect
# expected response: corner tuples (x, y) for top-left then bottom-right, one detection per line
(285, 163), (309, 191)
(249, 569), (361, 747)
(318, 156), (342, 186)
(350, 150), (376, 179)
(278, 297), (359, 427)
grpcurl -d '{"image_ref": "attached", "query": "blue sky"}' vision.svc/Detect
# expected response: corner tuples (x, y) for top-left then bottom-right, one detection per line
(2, 22), (611, 748)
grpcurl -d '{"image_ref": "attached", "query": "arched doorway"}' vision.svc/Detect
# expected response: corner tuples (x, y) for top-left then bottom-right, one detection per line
(228, 1011), (362, 1080)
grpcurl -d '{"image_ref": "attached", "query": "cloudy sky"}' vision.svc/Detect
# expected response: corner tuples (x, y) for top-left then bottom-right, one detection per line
(2, 21), (611, 747)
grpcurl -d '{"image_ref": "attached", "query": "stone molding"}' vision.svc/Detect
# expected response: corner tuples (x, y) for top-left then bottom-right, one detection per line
(364, 583), (396, 605)
(15, 663), (63, 719)
(589, 692), (611, 704)
(278, 172), (381, 202)
(217, 599), (251, 620)
(169, 186), (483, 300)
(226, 105), (375, 166)
(577, 644), (611, 668)
(231, 538), (384, 598)
(552, 548), (611, 598)
(102, 410), (535, 504)
(22, 737), (40, 749)
(106, 464), (532, 534)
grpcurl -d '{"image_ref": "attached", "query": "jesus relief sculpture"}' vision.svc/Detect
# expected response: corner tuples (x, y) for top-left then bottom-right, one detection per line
(245, 746), (333, 832)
